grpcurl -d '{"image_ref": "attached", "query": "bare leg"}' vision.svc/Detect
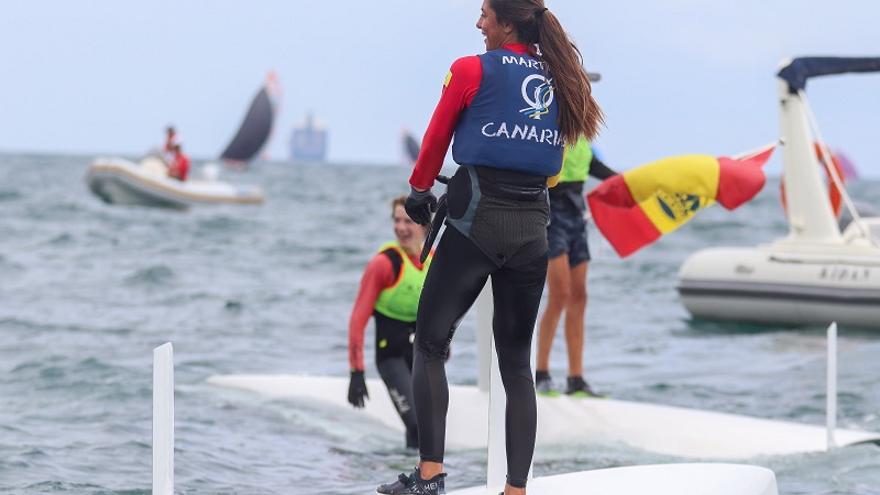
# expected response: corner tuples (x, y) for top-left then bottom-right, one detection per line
(536, 255), (571, 372)
(563, 262), (588, 377)
(419, 461), (443, 479)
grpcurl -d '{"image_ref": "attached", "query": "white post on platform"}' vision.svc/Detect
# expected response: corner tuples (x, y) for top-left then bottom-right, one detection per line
(826, 322), (838, 451)
(487, 335), (507, 492)
(477, 283), (493, 394)
(153, 343), (174, 495)
(477, 279), (537, 492)
(476, 281), (506, 491)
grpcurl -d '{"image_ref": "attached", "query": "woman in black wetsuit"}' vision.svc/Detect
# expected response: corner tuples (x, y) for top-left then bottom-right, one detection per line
(377, 1), (603, 494)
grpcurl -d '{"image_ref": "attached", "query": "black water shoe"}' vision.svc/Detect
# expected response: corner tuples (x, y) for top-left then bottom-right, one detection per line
(376, 467), (446, 495)
(535, 370), (559, 397)
(565, 376), (603, 398)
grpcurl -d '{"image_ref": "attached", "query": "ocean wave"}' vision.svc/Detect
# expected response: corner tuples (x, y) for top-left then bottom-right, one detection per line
(24, 201), (88, 221)
(123, 265), (175, 286)
(0, 317), (132, 335)
(47, 233), (74, 246)
(0, 254), (26, 272)
(224, 300), (244, 312)
(0, 189), (22, 202)
(196, 215), (254, 234)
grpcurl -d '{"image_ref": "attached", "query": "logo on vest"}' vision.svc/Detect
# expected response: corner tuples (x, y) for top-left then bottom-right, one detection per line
(519, 74), (554, 120)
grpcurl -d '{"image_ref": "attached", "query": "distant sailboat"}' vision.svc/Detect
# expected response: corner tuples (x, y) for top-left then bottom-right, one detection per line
(402, 129), (420, 167)
(290, 113), (328, 163)
(220, 72), (281, 165)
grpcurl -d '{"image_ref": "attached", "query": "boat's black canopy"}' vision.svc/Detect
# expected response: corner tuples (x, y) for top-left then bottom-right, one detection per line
(777, 57), (880, 94)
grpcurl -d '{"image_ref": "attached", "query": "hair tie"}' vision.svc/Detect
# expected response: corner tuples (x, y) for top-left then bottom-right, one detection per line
(535, 7), (549, 17)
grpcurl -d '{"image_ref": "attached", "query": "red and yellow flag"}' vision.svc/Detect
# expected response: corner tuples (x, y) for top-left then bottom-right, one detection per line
(586, 145), (775, 258)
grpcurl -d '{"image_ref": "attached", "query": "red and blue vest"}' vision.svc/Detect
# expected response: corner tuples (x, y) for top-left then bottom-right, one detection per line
(451, 48), (564, 177)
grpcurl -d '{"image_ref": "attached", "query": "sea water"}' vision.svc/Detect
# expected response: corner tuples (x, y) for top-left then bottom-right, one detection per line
(0, 153), (878, 494)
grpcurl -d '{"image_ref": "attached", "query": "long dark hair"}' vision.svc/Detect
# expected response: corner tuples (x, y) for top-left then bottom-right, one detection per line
(490, 0), (604, 144)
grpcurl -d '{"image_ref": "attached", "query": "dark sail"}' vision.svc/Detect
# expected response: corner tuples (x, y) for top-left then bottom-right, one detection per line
(403, 131), (421, 165)
(220, 81), (276, 163)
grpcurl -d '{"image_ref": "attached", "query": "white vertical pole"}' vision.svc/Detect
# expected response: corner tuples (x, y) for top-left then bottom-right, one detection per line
(153, 343), (174, 495)
(476, 283), (493, 394)
(477, 280), (506, 492)
(488, 335), (507, 492)
(826, 322), (838, 451)
(528, 326), (536, 484)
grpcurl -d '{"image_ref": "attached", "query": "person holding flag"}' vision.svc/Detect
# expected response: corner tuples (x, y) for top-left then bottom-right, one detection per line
(537, 141), (773, 399)
(535, 137), (616, 397)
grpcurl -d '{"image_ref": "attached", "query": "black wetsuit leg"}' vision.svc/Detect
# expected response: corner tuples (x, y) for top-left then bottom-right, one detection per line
(412, 226), (495, 463)
(374, 312), (419, 449)
(414, 164), (549, 488)
(490, 241), (547, 488)
(377, 357), (419, 449)
(413, 226), (547, 488)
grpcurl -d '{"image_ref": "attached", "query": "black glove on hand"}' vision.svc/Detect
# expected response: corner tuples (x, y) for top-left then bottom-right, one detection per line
(405, 187), (437, 226)
(347, 370), (368, 408)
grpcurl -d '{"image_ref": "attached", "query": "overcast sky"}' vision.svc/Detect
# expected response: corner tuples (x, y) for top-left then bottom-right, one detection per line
(1, 1), (878, 175)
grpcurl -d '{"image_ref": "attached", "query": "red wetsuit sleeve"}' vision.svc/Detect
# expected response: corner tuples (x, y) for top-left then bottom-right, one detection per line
(348, 254), (396, 371)
(409, 55), (482, 190)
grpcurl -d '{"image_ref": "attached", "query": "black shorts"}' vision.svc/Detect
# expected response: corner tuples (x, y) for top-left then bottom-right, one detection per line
(373, 311), (415, 364)
(547, 198), (590, 266)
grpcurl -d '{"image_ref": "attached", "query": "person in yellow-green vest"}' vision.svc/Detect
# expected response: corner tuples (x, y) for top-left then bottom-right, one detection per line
(536, 136), (617, 397)
(347, 196), (432, 449)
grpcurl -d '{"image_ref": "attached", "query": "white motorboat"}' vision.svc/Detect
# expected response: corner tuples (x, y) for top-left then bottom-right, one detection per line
(86, 156), (264, 209)
(678, 57), (880, 328)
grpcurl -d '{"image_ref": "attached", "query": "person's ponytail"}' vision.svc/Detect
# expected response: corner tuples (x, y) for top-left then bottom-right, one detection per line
(535, 9), (604, 143)
(491, 0), (604, 144)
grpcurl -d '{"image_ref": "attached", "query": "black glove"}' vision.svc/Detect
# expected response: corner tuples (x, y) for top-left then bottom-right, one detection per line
(347, 370), (368, 408)
(405, 187), (438, 226)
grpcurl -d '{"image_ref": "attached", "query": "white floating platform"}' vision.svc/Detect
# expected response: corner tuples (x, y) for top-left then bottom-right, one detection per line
(448, 464), (778, 495)
(207, 374), (880, 459)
